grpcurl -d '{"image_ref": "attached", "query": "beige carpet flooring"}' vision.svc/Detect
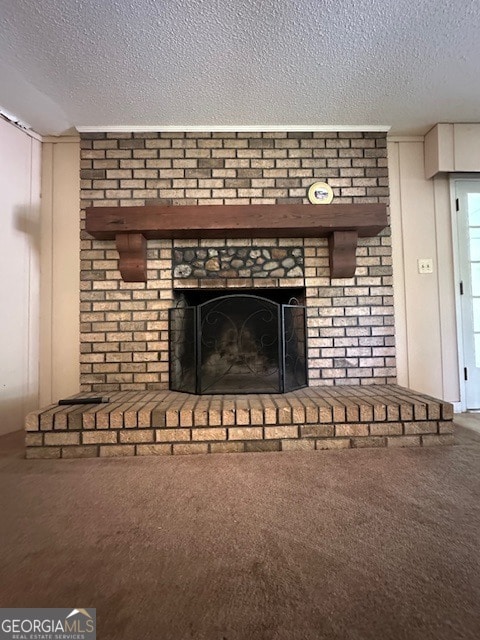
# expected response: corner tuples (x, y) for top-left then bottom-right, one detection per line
(1, 421), (479, 640)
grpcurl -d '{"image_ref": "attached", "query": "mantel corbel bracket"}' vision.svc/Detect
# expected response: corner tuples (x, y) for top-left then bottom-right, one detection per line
(115, 233), (147, 282)
(328, 230), (359, 278)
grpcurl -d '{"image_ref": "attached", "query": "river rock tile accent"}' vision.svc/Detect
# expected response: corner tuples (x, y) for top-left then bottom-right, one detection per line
(173, 246), (304, 279)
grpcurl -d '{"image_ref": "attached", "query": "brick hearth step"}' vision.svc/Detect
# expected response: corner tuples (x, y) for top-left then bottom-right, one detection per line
(24, 385), (454, 459)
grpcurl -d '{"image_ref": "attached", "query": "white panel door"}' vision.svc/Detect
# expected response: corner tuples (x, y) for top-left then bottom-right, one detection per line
(455, 181), (480, 409)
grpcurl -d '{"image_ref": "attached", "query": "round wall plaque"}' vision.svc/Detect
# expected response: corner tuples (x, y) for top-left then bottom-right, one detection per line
(308, 181), (334, 205)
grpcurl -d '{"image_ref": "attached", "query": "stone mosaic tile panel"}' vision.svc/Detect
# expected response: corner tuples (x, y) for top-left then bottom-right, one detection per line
(173, 245), (304, 279)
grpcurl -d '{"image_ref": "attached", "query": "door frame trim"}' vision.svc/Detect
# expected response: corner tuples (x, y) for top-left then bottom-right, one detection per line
(450, 174), (480, 412)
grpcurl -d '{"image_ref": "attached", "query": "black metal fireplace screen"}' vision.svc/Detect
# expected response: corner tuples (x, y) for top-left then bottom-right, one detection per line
(169, 294), (307, 394)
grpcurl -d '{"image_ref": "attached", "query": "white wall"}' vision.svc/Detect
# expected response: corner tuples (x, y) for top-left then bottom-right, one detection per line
(388, 137), (460, 403)
(39, 137), (80, 405)
(0, 118), (41, 434)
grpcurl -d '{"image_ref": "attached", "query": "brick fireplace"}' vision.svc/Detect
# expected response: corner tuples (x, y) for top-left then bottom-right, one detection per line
(79, 131), (395, 392)
(24, 131), (455, 458)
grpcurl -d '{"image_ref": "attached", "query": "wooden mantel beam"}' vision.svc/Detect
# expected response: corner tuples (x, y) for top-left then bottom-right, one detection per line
(85, 203), (388, 281)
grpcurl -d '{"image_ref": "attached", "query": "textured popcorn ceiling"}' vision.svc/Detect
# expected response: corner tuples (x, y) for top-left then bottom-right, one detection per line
(1, 0), (480, 135)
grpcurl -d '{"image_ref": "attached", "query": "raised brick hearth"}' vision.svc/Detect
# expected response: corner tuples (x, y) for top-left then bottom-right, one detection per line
(25, 385), (454, 458)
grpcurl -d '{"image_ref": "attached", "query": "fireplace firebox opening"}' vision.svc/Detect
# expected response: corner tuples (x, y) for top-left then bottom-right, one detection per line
(169, 288), (307, 394)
